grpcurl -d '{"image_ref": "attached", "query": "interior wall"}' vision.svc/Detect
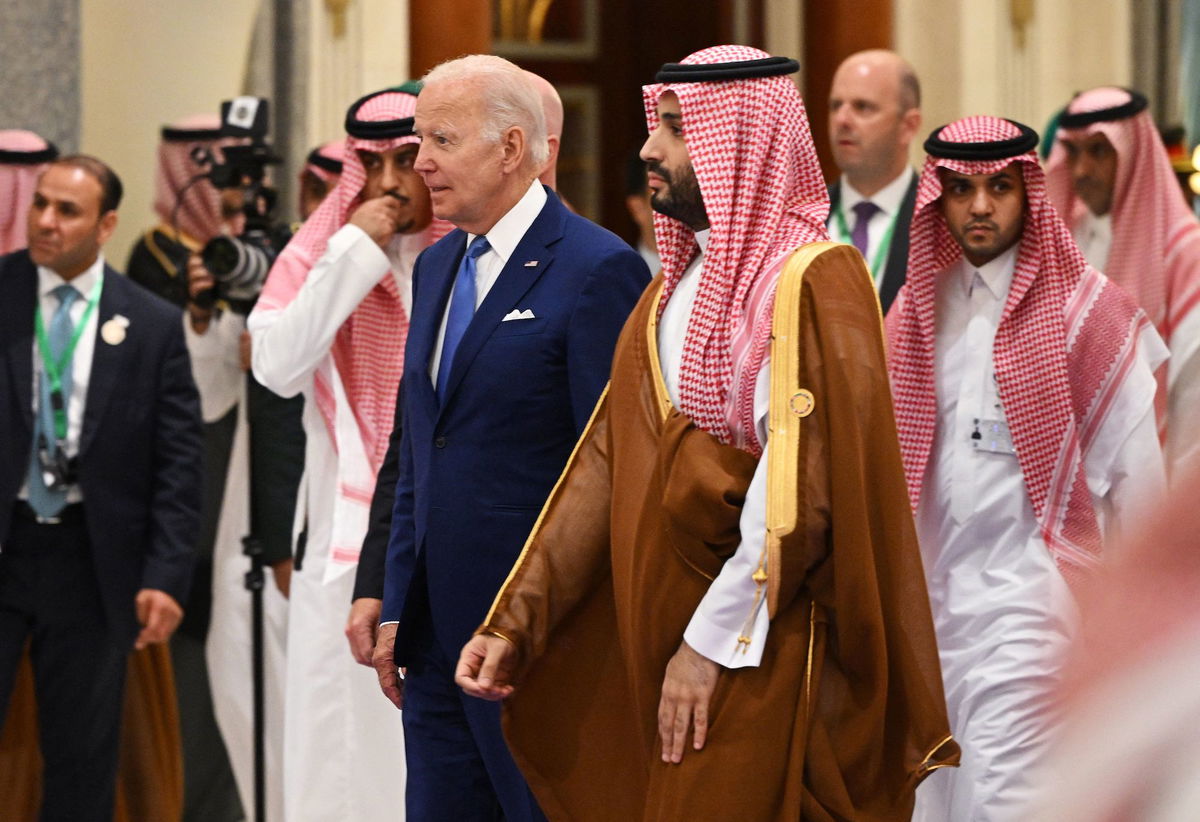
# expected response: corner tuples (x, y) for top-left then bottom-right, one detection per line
(80, 0), (414, 263)
(896, 0), (1132, 162)
(80, 0), (261, 261)
(0, 0), (80, 153)
(764, 0), (803, 74)
(303, 0), (411, 163)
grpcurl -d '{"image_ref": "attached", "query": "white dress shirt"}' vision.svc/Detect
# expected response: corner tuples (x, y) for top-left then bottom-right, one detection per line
(429, 180), (547, 384)
(912, 247), (1165, 822)
(657, 229), (773, 669)
(21, 256), (106, 502)
(830, 168), (915, 285)
(1071, 211), (1112, 272)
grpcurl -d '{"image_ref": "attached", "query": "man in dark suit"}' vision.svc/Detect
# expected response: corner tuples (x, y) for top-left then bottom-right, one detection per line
(827, 49), (923, 315)
(0, 155), (202, 821)
(373, 55), (649, 821)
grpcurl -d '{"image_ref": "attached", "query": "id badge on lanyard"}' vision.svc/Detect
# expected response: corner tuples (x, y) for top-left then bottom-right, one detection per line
(970, 371), (1016, 456)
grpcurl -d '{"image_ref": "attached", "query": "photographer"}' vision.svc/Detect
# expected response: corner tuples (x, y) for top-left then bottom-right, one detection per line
(127, 112), (298, 822)
(127, 114), (244, 307)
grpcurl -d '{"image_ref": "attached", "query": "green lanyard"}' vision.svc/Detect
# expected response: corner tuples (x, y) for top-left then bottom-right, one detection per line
(833, 202), (900, 286)
(34, 278), (103, 441)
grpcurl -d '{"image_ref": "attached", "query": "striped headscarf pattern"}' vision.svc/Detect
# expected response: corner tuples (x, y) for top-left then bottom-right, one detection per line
(0, 130), (57, 255)
(643, 45), (830, 457)
(258, 90), (449, 477)
(1045, 87), (1200, 435)
(154, 114), (242, 243)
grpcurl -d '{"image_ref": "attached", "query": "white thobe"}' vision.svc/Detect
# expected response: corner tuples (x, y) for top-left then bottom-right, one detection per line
(249, 224), (419, 822)
(1071, 210), (1112, 272)
(1071, 211), (1200, 477)
(655, 230), (772, 669)
(912, 248), (1165, 822)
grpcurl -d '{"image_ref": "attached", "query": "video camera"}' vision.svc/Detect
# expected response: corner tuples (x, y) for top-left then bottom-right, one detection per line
(184, 97), (292, 315)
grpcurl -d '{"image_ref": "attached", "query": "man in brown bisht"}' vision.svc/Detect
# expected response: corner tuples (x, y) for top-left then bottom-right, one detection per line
(455, 45), (957, 821)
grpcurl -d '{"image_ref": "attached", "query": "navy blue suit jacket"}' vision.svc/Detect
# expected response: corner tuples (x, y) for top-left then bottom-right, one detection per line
(382, 188), (650, 659)
(0, 250), (203, 645)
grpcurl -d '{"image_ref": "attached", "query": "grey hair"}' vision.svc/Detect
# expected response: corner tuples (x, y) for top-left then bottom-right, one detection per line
(423, 54), (550, 168)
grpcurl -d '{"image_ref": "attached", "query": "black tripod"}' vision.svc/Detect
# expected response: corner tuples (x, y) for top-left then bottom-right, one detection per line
(242, 532), (267, 822)
(238, 372), (306, 822)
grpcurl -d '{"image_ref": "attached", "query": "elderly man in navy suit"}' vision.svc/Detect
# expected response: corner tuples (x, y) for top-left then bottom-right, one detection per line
(0, 155), (202, 821)
(373, 55), (649, 820)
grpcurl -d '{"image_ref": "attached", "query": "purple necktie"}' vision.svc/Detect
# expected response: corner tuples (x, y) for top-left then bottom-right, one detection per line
(850, 200), (879, 257)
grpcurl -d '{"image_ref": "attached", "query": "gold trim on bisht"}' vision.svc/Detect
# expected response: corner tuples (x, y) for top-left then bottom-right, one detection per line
(144, 222), (203, 276)
(761, 241), (840, 619)
(916, 733), (958, 776)
(645, 280), (672, 421)
(482, 383), (612, 627)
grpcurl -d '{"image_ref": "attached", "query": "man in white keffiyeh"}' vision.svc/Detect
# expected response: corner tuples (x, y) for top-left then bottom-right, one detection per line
(887, 115), (1167, 822)
(1045, 87), (1200, 477)
(248, 84), (445, 822)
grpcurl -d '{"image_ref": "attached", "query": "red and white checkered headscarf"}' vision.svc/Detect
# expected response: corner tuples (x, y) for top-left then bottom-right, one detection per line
(887, 115), (1152, 585)
(644, 45), (830, 457)
(298, 140), (344, 212)
(0, 129), (56, 255)
(153, 114), (243, 243)
(257, 90), (450, 475)
(1045, 87), (1200, 435)
(1046, 88), (1200, 342)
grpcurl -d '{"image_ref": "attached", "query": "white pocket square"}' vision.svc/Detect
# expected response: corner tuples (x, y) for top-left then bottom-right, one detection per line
(502, 308), (537, 321)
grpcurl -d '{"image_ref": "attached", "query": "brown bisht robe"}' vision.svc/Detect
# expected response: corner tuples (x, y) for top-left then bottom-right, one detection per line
(480, 242), (958, 821)
(0, 644), (184, 821)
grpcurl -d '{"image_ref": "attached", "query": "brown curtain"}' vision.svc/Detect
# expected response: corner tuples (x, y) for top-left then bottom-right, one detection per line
(0, 644), (184, 821)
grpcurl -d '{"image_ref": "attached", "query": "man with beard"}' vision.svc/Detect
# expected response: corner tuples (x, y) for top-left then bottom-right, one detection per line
(887, 116), (1166, 821)
(1045, 87), (1200, 476)
(456, 45), (955, 821)
(249, 84), (446, 821)
(827, 49), (922, 314)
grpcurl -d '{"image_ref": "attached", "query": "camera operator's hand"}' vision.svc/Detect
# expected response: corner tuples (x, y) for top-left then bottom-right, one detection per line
(186, 253), (215, 334)
(240, 331), (253, 372)
(270, 557), (292, 598)
(349, 195), (402, 249)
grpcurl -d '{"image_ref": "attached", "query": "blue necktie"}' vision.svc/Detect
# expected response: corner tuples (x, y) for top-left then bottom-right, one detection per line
(27, 284), (81, 517)
(436, 236), (490, 401)
(850, 200), (879, 257)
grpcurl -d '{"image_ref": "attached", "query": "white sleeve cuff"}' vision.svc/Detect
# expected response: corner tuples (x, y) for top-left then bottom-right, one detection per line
(684, 598), (768, 668)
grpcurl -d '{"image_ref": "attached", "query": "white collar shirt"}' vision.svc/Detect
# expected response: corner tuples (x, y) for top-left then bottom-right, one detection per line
(430, 180), (547, 383)
(22, 255), (106, 501)
(831, 167), (915, 284)
(1072, 210), (1112, 272)
(656, 227), (774, 670)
